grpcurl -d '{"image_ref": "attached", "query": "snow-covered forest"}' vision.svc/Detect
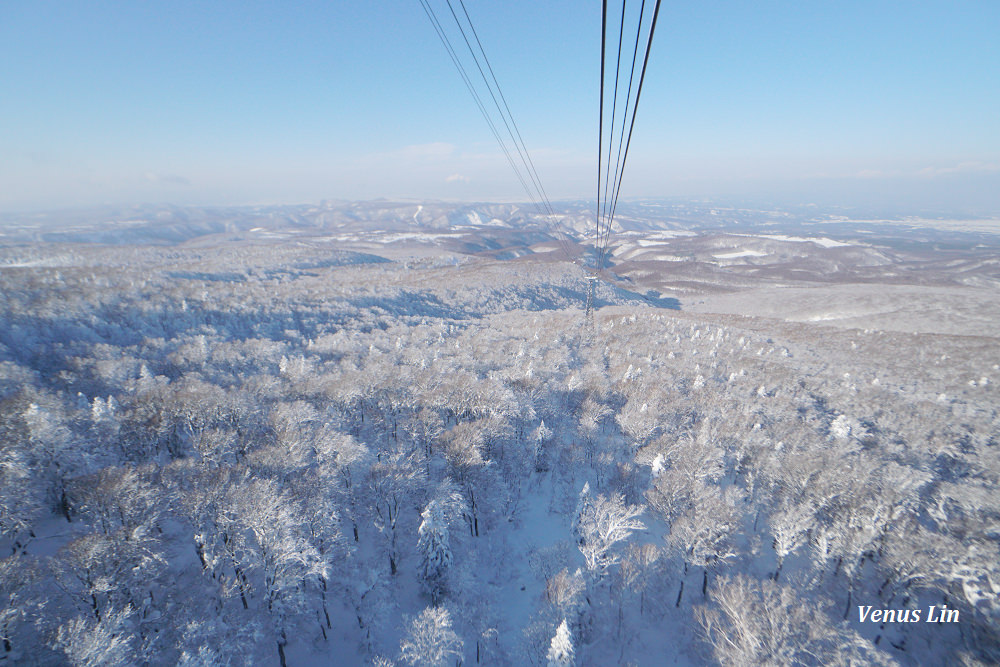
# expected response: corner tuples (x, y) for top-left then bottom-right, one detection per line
(1, 217), (999, 666)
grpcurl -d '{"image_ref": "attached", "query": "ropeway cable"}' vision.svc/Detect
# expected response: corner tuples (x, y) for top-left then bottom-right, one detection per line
(419, 0), (574, 261)
(453, 0), (555, 219)
(595, 0), (663, 274)
(445, 0), (576, 262)
(598, 0), (648, 272)
(417, 0), (541, 216)
(599, 0), (628, 268)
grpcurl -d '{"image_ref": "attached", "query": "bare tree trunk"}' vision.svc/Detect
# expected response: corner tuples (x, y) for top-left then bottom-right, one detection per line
(320, 576), (332, 630)
(60, 490), (72, 522)
(230, 566), (249, 609)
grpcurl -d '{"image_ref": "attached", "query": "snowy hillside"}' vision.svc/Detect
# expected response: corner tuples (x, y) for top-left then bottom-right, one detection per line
(0, 201), (998, 666)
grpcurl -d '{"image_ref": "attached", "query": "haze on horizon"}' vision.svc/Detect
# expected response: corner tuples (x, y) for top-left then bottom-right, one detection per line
(2, 1), (998, 215)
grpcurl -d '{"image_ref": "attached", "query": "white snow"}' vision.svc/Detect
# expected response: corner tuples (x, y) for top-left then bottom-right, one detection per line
(642, 230), (698, 239)
(758, 234), (851, 248)
(376, 232), (464, 244)
(713, 249), (768, 259)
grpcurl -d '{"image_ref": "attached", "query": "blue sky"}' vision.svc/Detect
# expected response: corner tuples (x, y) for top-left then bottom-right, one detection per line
(2, 1), (998, 213)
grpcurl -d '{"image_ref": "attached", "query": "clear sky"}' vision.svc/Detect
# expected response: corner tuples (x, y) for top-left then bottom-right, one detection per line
(2, 1), (998, 213)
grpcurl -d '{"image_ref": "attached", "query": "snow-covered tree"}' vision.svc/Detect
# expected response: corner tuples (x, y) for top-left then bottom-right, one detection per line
(546, 619), (574, 667)
(573, 483), (645, 576)
(52, 605), (135, 667)
(696, 575), (896, 667)
(668, 484), (741, 605)
(22, 398), (86, 519)
(768, 499), (814, 581)
(531, 420), (554, 472)
(368, 450), (427, 574)
(400, 606), (463, 667)
(416, 482), (466, 605)
(0, 436), (39, 551)
(417, 499), (454, 604)
(221, 478), (327, 666)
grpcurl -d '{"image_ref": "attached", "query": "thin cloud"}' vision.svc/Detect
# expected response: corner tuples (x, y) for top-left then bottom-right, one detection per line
(918, 161), (1000, 177)
(445, 173), (469, 183)
(144, 172), (191, 186)
(394, 142), (456, 161)
(855, 169), (892, 179)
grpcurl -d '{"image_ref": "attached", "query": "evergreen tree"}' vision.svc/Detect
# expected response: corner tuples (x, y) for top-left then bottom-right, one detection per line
(417, 499), (453, 604)
(546, 619), (574, 667)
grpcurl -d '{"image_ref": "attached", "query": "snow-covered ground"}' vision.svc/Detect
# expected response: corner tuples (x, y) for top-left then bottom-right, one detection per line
(686, 284), (1000, 337)
(712, 249), (768, 259)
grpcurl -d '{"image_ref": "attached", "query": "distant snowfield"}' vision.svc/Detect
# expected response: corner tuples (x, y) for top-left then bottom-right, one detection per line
(642, 230), (699, 239)
(687, 284), (1000, 337)
(613, 242), (688, 262)
(713, 249), (768, 259)
(0, 255), (76, 268)
(309, 231), (466, 244)
(836, 217), (1000, 235)
(1, 260), (47, 267)
(734, 233), (853, 248)
(371, 232), (466, 244)
(615, 232), (860, 266)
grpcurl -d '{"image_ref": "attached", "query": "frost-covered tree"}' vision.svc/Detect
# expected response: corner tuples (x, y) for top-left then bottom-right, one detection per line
(768, 499), (814, 581)
(399, 606), (463, 667)
(441, 419), (497, 537)
(22, 398), (86, 519)
(417, 499), (454, 604)
(546, 619), (574, 667)
(668, 485), (740, 605)
(68, 465), (165, 536)
(1, 554), (43, 663)
(52, 528), (166, 629)
(368, 450), (427, 574)
(417, 482), (467, 602)
(52, 605), (135, 667)
(531, 420), (554, 472)
(696, 575), (896, 667)
(615, 392), (659, 446)
(573, 483), (645, 576)
(619, 543), (661, 617)
(221, 478), (327, 666)
(545, 568), (586, 624)
(0, 436), (38, 551)
(176, 645), (231, 667)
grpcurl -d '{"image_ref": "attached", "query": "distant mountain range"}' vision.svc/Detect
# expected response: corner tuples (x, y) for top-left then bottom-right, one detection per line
(3, 198), (997, 247)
